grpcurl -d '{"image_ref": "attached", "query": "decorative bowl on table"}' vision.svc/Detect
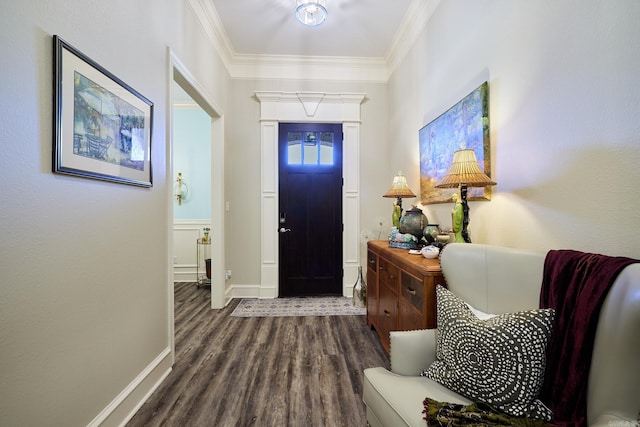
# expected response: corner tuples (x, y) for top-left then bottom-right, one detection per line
(421, 245), (440, 259)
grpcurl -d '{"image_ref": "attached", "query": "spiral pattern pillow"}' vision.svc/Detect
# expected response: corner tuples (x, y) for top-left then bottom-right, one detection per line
(422, 285), (555, 421)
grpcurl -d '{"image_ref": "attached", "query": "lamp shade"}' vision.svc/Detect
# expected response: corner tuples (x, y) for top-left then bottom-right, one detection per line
(383, 171), (416, 198)
(435, 149), (496, 188)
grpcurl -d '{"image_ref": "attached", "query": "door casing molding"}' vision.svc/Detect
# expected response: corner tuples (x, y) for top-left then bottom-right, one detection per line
(170, 50), (226, 311)
(255, 91), (365, 298)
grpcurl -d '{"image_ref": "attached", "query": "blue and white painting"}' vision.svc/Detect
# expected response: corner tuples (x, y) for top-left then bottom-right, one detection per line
(419, 82), (491, 204)
(73, 71), (146, 171)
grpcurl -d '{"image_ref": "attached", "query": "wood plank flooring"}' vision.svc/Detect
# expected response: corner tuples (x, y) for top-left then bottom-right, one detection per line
(126, 282), (390, 427)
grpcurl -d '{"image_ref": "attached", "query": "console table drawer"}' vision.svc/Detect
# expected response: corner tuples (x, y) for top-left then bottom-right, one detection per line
(378, 257), (400, 290)
(366, 252), (379, 328)
(401, 273), (424, 314)
(367, 250), (377, 272)
(378, 281), (399, 349)
(399, 299), (425, 331)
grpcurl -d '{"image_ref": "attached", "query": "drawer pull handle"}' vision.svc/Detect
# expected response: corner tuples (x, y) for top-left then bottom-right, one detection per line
(368, 259), (376, 264)
(379, 266), (385, 271)
(407, 288), (416, 296)
(389, 274), (396, 280)
(383, 310), (391, 317)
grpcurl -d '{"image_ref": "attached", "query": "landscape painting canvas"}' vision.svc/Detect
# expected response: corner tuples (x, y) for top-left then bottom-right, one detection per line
(73, 72), (147, 171)
(419, 82), (491, 204)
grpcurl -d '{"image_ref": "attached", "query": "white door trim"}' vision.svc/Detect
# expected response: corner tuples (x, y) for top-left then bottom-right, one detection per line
(255, 91), (365, 298)
(169, 50), (226, 312)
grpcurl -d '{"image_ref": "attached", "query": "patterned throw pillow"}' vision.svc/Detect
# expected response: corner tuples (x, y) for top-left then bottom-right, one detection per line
(422, 285), (555, 421)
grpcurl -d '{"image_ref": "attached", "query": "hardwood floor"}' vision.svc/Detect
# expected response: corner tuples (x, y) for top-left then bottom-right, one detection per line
(127, 282), (390, 427)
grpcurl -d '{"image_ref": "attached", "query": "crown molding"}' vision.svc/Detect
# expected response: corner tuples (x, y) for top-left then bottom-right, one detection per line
(188, 0), (234, 72)
(188, 0), (439, 83)
(386, 0), (441, 73)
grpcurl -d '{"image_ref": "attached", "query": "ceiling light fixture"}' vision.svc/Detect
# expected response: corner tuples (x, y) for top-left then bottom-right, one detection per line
(296, 0), (328, 26)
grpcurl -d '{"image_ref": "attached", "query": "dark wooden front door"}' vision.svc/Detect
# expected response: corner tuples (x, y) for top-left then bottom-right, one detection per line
(278, 123), (343, 297)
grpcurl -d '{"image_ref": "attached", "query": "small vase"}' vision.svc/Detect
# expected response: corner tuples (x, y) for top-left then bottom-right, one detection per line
(423, 224), (441, 244)
(353, 266), (366, 308)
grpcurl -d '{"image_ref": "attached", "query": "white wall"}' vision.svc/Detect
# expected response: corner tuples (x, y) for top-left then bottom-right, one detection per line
(0, 1), (230, 425)
(388, 0), (640, 258)
(173, 107), (212, 221)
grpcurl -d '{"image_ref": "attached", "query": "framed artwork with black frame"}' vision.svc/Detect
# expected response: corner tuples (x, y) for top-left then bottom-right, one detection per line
(419, 82), (491, 204)
(53, 35), (153, 187)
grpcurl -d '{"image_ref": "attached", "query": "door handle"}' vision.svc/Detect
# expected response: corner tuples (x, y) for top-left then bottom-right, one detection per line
(279, 227), (292, 233)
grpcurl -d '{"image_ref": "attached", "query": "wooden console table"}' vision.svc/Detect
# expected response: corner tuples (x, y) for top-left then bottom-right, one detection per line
(366, 240), (446, 353)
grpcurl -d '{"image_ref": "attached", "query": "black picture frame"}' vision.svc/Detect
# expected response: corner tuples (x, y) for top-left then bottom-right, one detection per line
(53, 35), (153, 187)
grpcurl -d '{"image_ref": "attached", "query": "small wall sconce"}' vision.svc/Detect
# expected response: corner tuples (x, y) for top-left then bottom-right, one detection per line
(175, 172), (189, 206)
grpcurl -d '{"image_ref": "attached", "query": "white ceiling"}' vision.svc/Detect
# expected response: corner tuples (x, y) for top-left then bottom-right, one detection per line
(210, 0), (416, 59)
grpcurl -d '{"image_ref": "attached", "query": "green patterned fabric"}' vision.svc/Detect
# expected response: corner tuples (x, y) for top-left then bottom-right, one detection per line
(423, 397), (552, 427)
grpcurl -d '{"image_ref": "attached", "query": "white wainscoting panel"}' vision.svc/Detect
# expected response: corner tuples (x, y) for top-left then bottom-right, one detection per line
(173, 221), (210, 282)
(342, 122), (361, 296)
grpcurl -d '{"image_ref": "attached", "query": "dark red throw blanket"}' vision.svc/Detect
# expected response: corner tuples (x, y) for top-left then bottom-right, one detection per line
(539, 250), (638, 427)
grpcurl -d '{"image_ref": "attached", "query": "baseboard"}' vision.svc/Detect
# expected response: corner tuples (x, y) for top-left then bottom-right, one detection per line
(87, 347), (173, 427)
(227, 283), (262, 299)
(173, 265), (197, 283)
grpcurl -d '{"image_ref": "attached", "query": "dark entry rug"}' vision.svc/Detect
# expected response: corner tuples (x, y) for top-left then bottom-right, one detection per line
(230, 296), (366, 317)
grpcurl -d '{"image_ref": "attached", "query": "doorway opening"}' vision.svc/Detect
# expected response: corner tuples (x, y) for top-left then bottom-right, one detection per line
(168, 51), (225, 363)
(255, 91), (365, 299)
